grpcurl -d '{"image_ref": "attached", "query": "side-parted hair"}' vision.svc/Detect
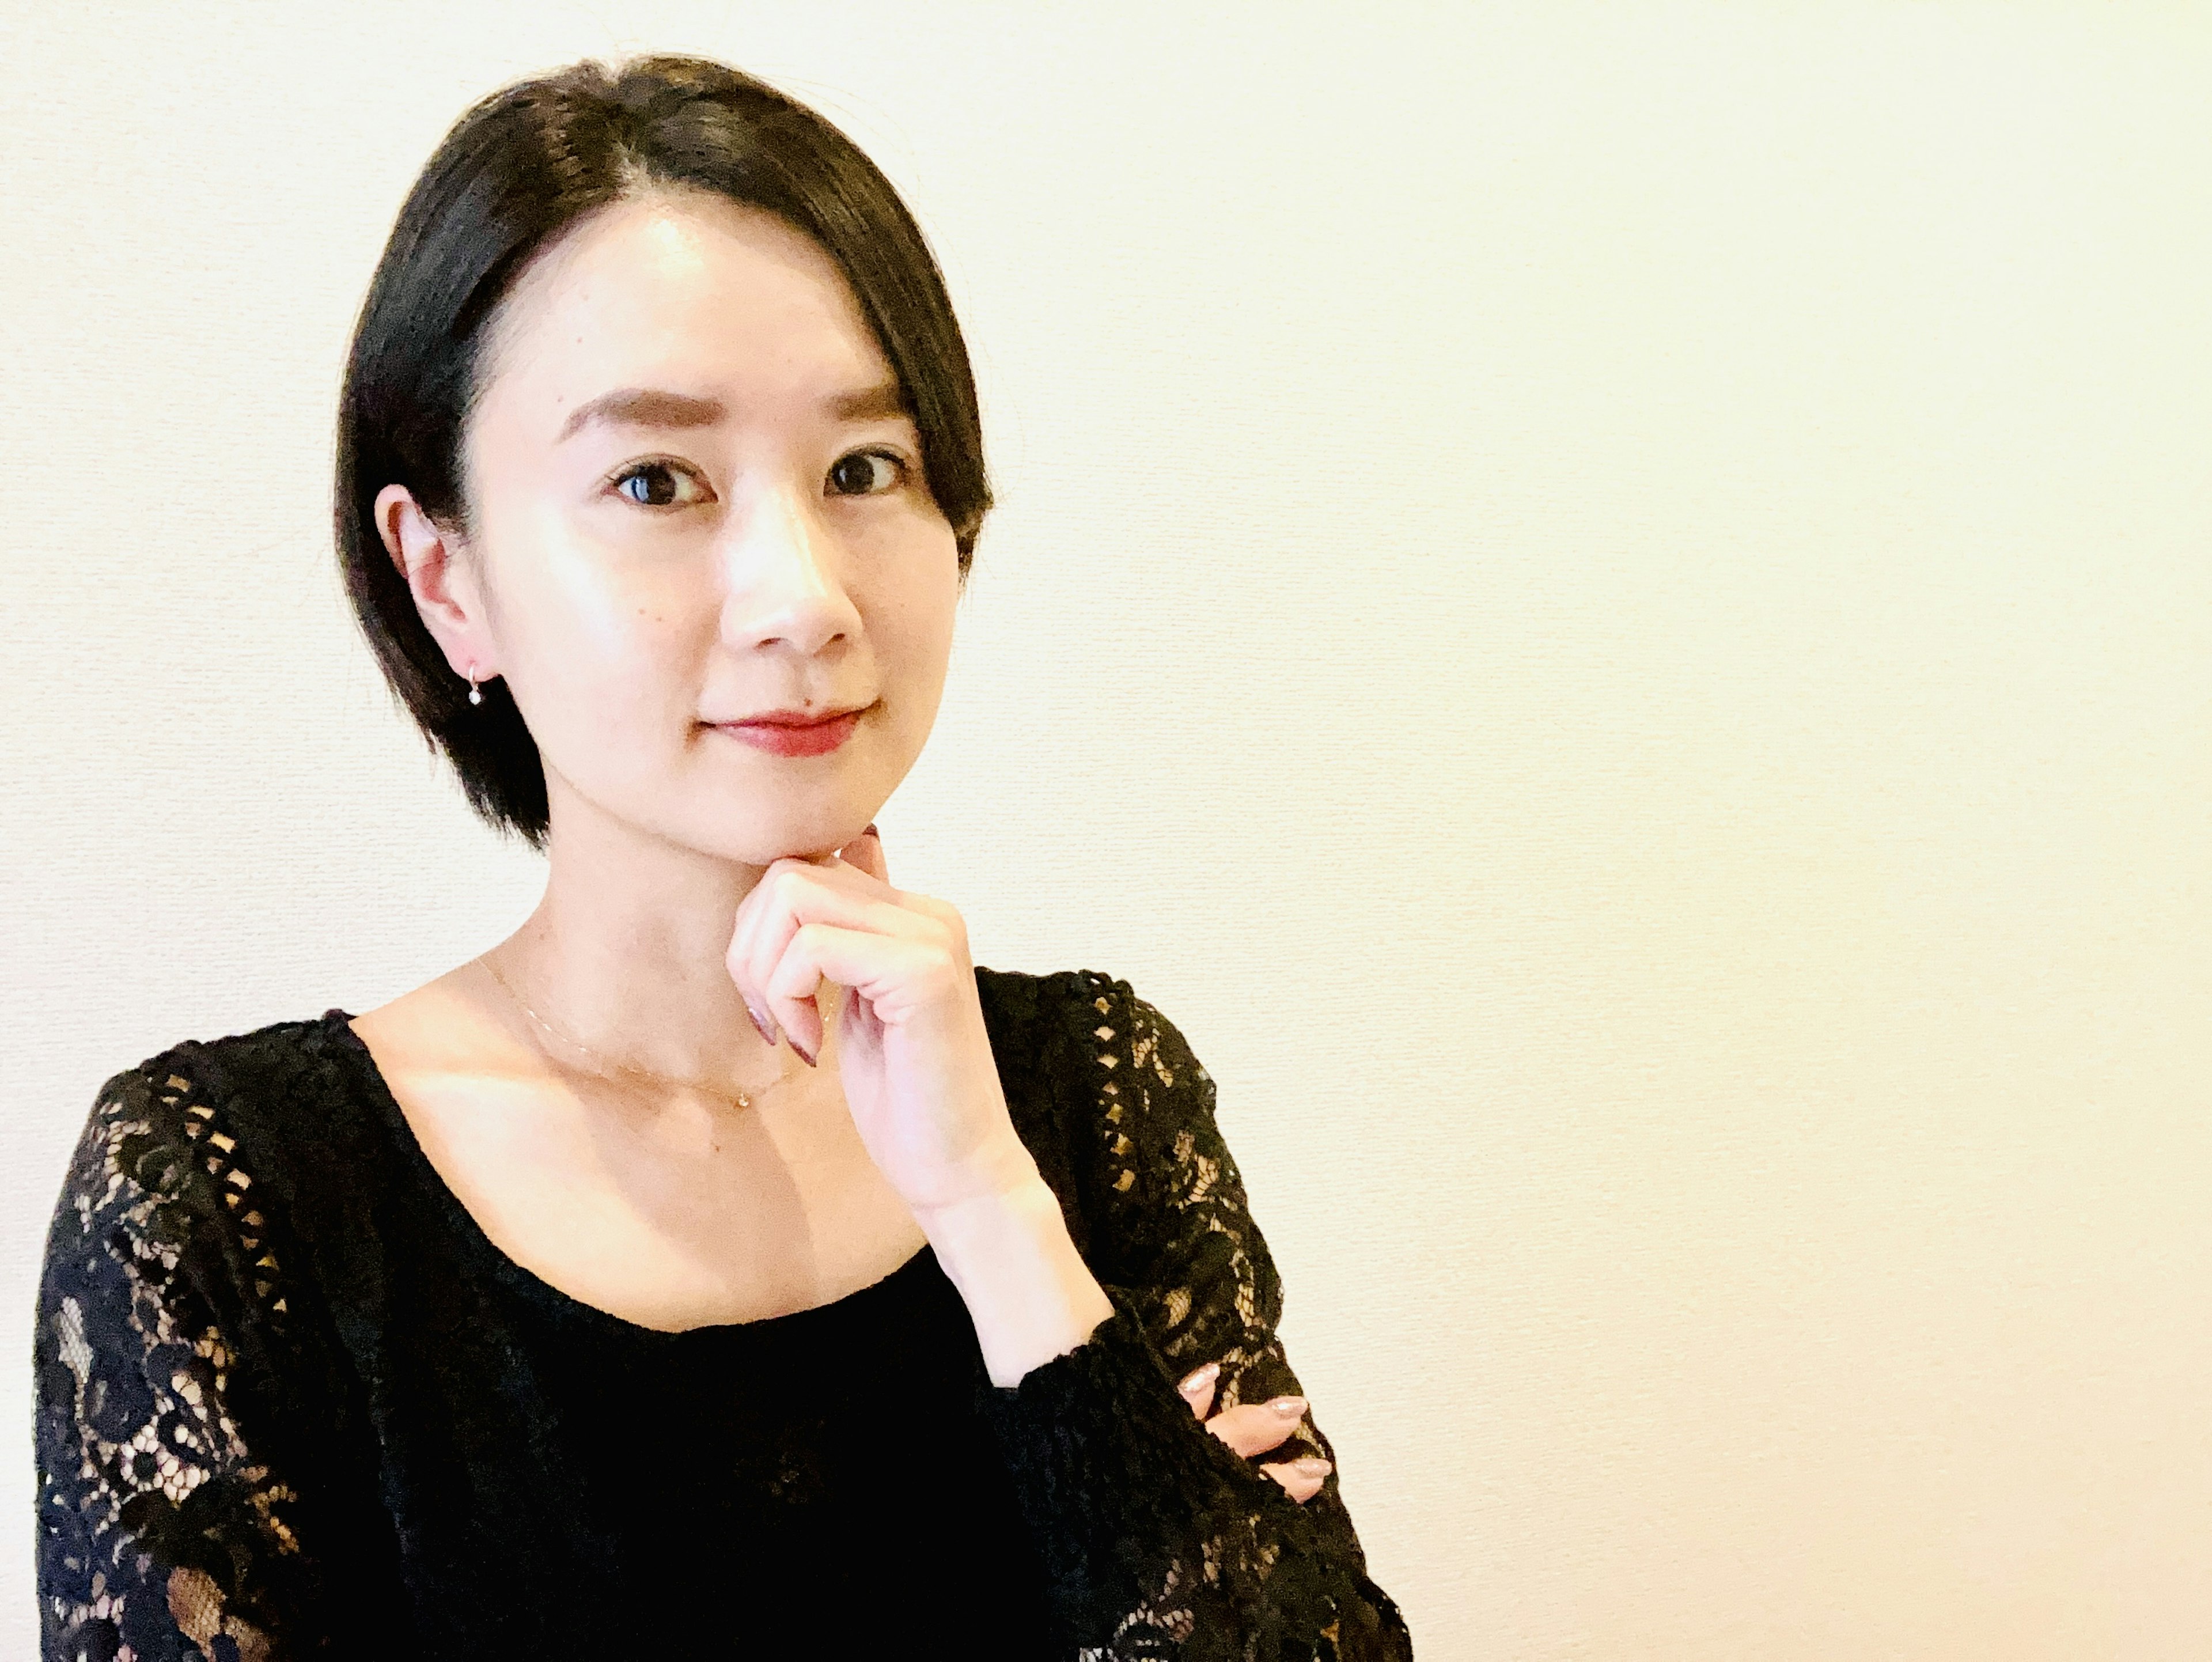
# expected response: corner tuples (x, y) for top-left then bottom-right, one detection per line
(335, 55), (992, 850)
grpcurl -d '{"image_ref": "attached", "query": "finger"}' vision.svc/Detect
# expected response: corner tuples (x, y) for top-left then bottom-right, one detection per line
(756, 931), (825, 1066)
(761, 924), (949, 1062)
(732, 864), (933, 1056)
(745, 882), (933, 1054)
(725, 857), (843, 1023)
(726, 872), (789, 1047)
(1260, 1456), (1332, 1504)
(838, 823), (888, 884)
(1176, 1361), (1219, 1421)
(1202, 1396), (1308, 1461)
(743, 857), (914, 967)
(727, 850), (885, 997)
(836, 973), (884, 1053)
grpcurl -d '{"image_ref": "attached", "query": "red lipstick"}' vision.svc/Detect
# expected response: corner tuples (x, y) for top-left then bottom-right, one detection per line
(710, 705), (866, 758)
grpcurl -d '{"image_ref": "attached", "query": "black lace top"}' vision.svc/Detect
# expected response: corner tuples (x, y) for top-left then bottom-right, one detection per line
(33, 967), (1411, 1660)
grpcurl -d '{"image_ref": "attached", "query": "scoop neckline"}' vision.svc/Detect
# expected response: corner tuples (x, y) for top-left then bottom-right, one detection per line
(316, 1006), (937, 1347)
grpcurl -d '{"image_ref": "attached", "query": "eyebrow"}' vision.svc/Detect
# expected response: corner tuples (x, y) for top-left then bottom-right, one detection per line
(555, 381), (910, 442)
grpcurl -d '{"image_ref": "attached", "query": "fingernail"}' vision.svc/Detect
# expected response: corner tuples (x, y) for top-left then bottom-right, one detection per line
(1290, 1456), (1331, 1479)
(744, 1001), (777, 1047)
(863, 822), (880, 839)
(1178, 1362), (1219, 1395)
(1267, 1396), (1308, 1419)
(790, 1033), (818, 1067)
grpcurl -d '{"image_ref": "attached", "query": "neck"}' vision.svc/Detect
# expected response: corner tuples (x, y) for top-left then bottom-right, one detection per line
(484, 784), (831, 1102)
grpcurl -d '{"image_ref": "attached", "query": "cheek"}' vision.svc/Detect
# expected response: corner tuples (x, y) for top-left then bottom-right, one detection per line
(494, 513), (705, 739)
(512, 502), (623, 635)
(876, 552), (959, 688)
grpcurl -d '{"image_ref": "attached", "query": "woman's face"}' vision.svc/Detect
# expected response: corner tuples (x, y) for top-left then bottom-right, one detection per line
(414, 188), (961, 864)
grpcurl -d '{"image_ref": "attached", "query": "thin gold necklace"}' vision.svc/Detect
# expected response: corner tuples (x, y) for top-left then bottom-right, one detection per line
(475, 951), (795, 1110)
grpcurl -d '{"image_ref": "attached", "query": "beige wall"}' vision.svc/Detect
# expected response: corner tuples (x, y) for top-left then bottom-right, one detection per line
(5, 3), (2206, 1655)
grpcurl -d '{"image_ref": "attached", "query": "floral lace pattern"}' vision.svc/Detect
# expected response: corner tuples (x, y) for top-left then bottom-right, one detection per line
(35, 1063), (315, 1660)
(32, 970), (1410, 1660)
(979, 972), (1410, 1660)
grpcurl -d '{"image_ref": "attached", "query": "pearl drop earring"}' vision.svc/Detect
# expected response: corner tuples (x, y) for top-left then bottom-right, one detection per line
(467, 665), (483, 706)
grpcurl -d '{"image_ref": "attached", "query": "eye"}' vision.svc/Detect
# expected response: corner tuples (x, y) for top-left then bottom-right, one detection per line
(827, 448), (911, 498)
(609, 460), (712, 509)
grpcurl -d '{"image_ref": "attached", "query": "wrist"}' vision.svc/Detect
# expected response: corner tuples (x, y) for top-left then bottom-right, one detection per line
(918, 1173), (1115, 1388)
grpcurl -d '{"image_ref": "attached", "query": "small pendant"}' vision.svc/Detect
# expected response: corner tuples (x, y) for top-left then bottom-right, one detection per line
(468, 685), (483, 706)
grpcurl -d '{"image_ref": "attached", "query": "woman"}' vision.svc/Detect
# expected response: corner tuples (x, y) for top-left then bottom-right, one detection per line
(32, 54), (1411, 1661)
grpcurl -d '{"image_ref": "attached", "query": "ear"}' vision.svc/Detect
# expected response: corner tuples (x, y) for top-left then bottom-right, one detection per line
(374, 483), (497, 683)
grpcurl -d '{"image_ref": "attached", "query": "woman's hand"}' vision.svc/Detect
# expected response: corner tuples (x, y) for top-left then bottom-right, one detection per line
(725, 826), (1115, 1385)
(725, 824), (1035, 1214)
(1177, 1361), (1335, 1504)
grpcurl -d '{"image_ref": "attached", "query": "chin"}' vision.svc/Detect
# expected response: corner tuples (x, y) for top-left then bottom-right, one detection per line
(694, 793), (879, 865)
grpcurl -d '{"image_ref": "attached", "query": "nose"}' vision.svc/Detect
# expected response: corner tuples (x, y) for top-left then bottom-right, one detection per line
(716, 474), (863, 657)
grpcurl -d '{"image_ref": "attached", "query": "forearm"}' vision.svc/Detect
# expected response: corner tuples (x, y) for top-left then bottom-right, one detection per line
(916, 1169), (1115, 1387)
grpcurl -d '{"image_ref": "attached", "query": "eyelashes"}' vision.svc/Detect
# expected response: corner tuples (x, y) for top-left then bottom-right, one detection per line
(607, 447), (913, 510)
(826, 447), (911, 497)
(611, 459), (708, 508)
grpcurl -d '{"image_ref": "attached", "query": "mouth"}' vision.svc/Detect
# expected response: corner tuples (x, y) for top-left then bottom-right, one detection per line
(725, 705), (868, 728)
(706, 702), (871, 758)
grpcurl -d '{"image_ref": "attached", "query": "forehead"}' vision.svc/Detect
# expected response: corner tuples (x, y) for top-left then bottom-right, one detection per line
(474, 188), (891, 426)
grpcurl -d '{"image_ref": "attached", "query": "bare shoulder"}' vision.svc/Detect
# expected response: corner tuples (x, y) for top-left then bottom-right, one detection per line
(347, 960), (517, 1080)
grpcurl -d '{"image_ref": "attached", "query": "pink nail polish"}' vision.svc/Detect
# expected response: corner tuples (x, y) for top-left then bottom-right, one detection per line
(1290, 1457), (1331, 1479)
(791, 1033), (818, 1067)
(1179, 1362), (1219, 1395)
(1267, 1396), (1308, 1419)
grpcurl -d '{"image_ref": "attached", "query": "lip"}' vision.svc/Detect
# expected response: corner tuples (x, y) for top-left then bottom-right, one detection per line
(709, 703), (868, 758)
(725, 703), (868, 728)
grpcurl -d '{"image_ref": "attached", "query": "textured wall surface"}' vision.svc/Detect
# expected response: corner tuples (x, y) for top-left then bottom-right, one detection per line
(5, 5), (2207, 1656)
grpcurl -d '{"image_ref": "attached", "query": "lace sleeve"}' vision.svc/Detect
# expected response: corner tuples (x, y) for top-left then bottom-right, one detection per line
(978, 973), (1413, 1661)
(33, 1060), (328, 1661)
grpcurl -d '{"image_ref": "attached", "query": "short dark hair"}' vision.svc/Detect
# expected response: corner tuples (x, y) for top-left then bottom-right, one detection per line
(335, 55), (993, 850)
